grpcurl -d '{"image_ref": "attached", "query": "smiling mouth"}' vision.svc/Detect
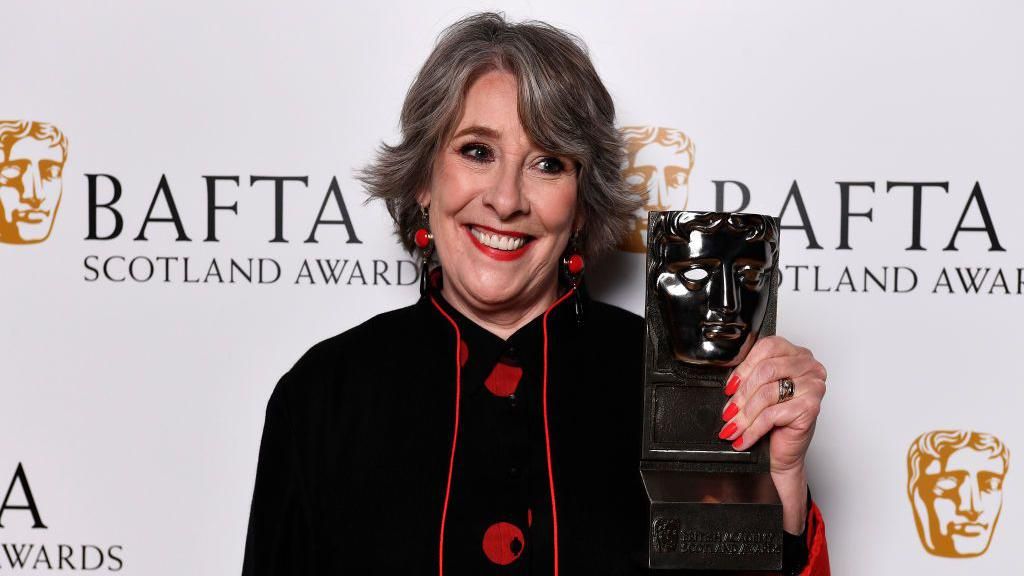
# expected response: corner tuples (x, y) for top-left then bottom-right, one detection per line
(466, 225), (535, 261)
(701, 322), (745, 341)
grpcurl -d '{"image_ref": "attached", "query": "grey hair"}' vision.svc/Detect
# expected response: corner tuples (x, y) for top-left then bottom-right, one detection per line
(358, 12), (638, 258)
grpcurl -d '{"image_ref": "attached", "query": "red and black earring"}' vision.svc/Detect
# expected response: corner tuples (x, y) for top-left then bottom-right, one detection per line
(562, 234), (585, 327)
(415, 205), (434, 295)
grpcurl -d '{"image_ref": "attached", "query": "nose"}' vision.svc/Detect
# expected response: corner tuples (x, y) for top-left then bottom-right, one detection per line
(708, 264), (739, 315)
(481, 161), (528, 220)
(956, 478), (982, 521)
(652, 169), (666, 209)
(22, 164), (43, 207)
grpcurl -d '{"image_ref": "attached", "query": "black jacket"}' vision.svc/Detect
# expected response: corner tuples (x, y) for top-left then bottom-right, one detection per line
(241, 291), (815, 574)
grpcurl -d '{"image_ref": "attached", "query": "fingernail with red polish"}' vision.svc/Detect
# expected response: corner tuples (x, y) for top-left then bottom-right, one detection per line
(725, 374), (740, 396)
(722, 402), (738, 422)
(719, 422), (737, 440)
(732, 436), (744, 450)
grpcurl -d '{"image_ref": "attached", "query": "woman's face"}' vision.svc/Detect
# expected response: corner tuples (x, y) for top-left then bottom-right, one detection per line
(420, 70), (579, 318)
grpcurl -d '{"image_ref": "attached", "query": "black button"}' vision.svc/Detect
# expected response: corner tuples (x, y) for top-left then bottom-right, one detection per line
(509, 466), (520, 477)
(508, 393), (518, 407)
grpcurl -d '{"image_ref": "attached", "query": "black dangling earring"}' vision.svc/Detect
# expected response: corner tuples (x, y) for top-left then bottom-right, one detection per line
(414, 205), (434, 295)
(562, 233), (585, 327)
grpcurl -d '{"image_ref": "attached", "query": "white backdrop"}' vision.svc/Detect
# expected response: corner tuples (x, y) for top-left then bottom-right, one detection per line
(2, 1), (1021, 574)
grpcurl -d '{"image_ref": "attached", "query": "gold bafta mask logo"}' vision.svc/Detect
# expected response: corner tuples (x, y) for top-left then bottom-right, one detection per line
(0, 120), (68, 244)
(907, 429), (1010, 557)
(618, 126), (695, 253)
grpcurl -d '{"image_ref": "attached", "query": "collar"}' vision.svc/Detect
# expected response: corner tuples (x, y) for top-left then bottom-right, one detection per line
(417, 270), (582, 385)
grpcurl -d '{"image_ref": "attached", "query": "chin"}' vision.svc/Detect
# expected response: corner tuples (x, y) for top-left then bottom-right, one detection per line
(950, 536), (990, 557)
(464, 278), (528, 307)
(672, 349), (742, 367)
(15, 226), (51, 243)
(668, 336), (752, 367)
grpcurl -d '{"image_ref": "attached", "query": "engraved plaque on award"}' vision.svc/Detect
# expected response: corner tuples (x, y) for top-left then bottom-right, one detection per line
(641, 211), (783, 571)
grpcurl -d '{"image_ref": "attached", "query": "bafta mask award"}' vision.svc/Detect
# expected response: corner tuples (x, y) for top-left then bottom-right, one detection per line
(641, 211), (783, 570)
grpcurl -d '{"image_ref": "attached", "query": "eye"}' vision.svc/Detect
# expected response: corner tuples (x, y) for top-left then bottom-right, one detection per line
(1, 164), (23, 180)
(665, 168), (684, 188)
(738, 266), (765, 287)
(682, 268), (709, 282)
(677, 266), (712, 290)
(932, 476), (959, 496)
(624, 171), (646, 187)
(40, 161), (62, 181)
(981, 475), (1003, 493)
(459, 143), (493, 163)
(535, 157), (566, 175)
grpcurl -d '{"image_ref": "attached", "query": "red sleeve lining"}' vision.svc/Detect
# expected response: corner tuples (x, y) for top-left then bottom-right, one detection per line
(800, 500), (830, 576)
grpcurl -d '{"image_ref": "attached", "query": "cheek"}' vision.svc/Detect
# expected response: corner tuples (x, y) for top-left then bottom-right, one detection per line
(740, 289), (769, 326)
(531, 181), (578, 231)
(660, 282), (707, 327)
(429, 214), (459, 263)
(427, 167), (473, 249)
(656, 274), (695, 302)
(42, 180), (62, 202)
(978, 492), (1002, 517)
(932, 499), (956, 521)
(431, 154), (485, 209)
(674, 290), (706, 314)
(0, 189), (18, 214)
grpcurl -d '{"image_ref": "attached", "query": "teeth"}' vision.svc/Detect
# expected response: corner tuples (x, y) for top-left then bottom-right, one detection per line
(471, 227), (526, 251)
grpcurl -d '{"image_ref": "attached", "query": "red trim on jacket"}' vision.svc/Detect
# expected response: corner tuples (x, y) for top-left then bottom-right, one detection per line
(541, 288), (576, 576)
(430, 296), (462, 576)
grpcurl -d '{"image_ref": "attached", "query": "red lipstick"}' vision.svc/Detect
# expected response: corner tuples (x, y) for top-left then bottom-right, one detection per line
(465, 225), (534, 261)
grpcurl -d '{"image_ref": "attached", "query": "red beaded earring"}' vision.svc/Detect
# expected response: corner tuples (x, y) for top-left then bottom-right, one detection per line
(415, 205), (434, 295)
(562, 233), (585, 326)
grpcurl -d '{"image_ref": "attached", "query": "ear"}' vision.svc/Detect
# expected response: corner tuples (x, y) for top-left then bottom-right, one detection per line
(416, 188), (431, 209)
(572, 208), (586, 237)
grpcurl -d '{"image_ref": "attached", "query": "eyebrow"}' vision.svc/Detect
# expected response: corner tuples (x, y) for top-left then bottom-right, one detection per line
(451, 125), (500, 140)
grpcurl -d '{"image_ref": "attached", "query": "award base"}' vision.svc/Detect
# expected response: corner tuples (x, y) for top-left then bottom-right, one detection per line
(642, 468), (783, 571)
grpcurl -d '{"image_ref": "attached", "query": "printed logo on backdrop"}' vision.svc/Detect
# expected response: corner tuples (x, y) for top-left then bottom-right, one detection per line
(619, 126), (695, 253)
(3, 118), (1021, 294)
(0, 119), (417, 287)
(0, 121), (66, 245)
(907, 430), (1010, 558)
(0, 463), (124, 571)
(616, 124), (1023, 297)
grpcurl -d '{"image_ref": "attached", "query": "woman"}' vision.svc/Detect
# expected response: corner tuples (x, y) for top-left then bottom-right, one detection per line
(242, 13), (828, 575)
